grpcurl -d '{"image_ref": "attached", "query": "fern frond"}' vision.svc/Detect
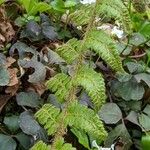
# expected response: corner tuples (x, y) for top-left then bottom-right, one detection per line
(86, 29), (125, 73)
(56, 39), (81, 64)
(35, 104), (61, 135)
(76, 65), (106, 110)
(30, 141), (50, 150)
(69, 4), (94, 26)
(65, 102), (107, 142)
(54, 137), (76, 150)
(46, 73), (71, 103)
(69, 0), (131, 32)
(97, 0), (132, 32)
(30, 139), (76, 150)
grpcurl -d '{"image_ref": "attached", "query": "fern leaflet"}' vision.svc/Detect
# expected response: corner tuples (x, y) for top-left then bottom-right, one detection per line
(76, 65), (106, 111)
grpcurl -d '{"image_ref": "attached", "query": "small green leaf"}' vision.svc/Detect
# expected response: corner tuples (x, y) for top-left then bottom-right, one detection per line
(19, 111), (41, 135)
(135, 73), (150, 87)
(143, 105), (150, 117)
(15, 132), (31, 149)
(130, 33), (147, 46)
(16, 91), (41, 108)
(64, 0), (77, 7)
(51, 0), (65, 12)
(125, 111), (141, 127)
(111, 77), (145, 101)
(29, 2), (51, 16)
(4, 115), (20, 132)
(142, 135), (150, 150)
(139, 113), (150, 131)
(0, 134), (17, 150)
(71, 128), (90, 149)
(99, 103), (122, 124)
(105, 124), (132, 149)
(0, 66), (10, 86)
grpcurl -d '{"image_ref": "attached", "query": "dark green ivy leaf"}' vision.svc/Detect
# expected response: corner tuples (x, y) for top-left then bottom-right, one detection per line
(0, 66), (10, 86)
(99, 103), (122, 124)
(0, 134), (16, 150)
(16, 91), (41, 108)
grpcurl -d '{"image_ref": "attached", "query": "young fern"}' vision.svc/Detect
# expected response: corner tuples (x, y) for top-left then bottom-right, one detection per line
(46, 74), (71, 103)
(31, 138), (76, 150)
(32, 0), (128, 149)
(76, 65), (106, 111)
(69, 0), (132, 33)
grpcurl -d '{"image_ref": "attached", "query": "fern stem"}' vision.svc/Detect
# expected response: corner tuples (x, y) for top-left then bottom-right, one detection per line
(51, 1), (100, 149)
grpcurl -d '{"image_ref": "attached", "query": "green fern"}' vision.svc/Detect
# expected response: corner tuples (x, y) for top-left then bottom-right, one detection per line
(69, 0), (131, 33)
(76, 65), (106, 111)
(31, 141), (50, 150)
(86, 29), (125, 73)
(32, 0), (131, 149)
(35, 102), (107, 144)
(35, 104), (61, 135)
(46, 73), (71, 103)
(65, 102), (108, 142)
(53, 137), (76, 150)
(69, 4), (94, 26)
(31, 138), (76, 150)
(56, 39), (81, 64)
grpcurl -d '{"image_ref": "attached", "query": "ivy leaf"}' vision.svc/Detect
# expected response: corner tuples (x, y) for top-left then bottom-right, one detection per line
(111, 77), (145, 101)
(71, 128), (90, 150)
(0, 53), (6, 65)
(135, 73), (150, 87)
(15, 132), (31, 149)
(99, 103), (122, 124)
(9, 41), (38, 59)
(125, 111), (141, 127)
(130, 33), (147, 46)
(143, 105), (150, 117)
(26, 20), (41, 38)
(41, 24), (58, 40)
(0, 134), (17, 150)
(19, 59), (46, 83)
(0, 66), (10, 86)
(16, 91), (41, 108)
(139, 113), (150, 131)
(19, 111), (41, 136)
(4, 115), (20, 132)
(126, 62), (144, 73)
(105, 123), (132, 149)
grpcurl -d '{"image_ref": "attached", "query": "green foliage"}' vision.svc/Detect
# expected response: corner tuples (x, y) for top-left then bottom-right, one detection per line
(76, 66), (106, 110)
(31, 141), (50, 150)
(31, 138), (76, 150)
(35, 104), (61, 135)
(46, 73), (71, 103)
(69, 0), (132, 32)
(0, 0), (4, 5)
(85, 29), (125, 72)
(35, 102), (107, 146)
(56, 38), (80, 64)
(17, 0), (51, 16)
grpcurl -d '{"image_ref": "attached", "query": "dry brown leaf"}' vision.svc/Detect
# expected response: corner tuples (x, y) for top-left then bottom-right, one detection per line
(7, 68), (19, 86)
(28, 82), (46, 96)
(0, 7), (15, 47)
(5, 83), (20, 96)
(5, 57), (16, 68)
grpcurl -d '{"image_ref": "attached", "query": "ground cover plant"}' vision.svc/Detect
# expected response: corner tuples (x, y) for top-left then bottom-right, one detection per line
(0, 0), (150, 149)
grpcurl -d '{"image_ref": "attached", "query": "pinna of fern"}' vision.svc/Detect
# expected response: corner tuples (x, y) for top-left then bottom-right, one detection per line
(69, 0), (132, 33)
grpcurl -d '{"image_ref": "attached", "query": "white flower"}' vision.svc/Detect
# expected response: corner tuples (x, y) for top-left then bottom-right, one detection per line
(111, 26), (124, 39)
(80, 0), (96, 4)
